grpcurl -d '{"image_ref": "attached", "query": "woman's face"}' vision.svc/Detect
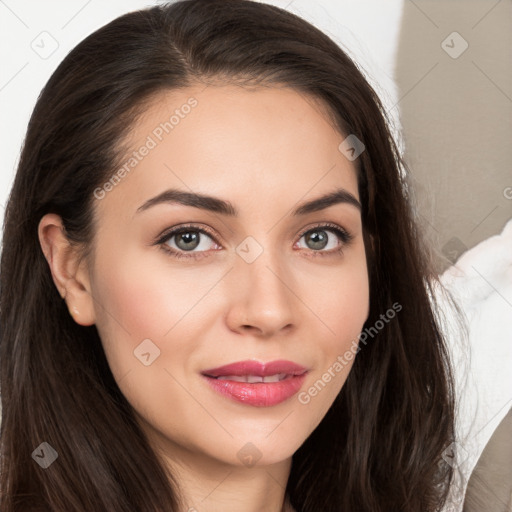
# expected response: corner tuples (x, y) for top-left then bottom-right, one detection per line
(86, 84), (369, 469)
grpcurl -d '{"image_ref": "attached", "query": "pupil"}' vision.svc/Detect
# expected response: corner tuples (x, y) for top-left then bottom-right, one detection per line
(307, 230), (327, 250)
(177, 231), (199, 250)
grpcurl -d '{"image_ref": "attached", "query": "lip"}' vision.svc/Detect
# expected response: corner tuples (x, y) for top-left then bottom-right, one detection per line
(201, 359), (309, 407)
(202, 359), (308, 378)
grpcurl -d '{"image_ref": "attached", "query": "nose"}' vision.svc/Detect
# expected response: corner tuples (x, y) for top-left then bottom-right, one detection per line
(224, 247), (297, 338)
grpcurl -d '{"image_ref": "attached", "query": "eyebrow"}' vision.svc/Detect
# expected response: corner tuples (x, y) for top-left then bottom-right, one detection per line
(136, 187), (361, 216)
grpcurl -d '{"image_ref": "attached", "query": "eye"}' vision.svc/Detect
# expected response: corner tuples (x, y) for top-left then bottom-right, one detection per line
(156, 224), (220, 260)
(295, 223), (353, 256)
(154, 222), (353, 261)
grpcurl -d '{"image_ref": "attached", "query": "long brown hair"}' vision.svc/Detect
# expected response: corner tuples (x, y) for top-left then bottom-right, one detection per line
(0, 1), (456, 510)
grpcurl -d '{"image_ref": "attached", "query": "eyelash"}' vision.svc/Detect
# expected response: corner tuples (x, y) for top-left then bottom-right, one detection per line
(154, 222), (354, 261)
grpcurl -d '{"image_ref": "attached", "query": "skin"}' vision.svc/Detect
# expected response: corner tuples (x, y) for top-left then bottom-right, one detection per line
(39, 84), (370, 512)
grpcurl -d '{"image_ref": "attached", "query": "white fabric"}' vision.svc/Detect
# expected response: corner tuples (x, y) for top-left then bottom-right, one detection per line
(435, 217), (512, 510)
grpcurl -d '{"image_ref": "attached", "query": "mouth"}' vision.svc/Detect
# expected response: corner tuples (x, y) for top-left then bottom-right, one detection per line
(200, 359), (309, 407)
(205, 373), (301, 383)
(201, 359), (308, 378)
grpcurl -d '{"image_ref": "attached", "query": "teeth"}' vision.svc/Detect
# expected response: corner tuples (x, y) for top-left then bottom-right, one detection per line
(215, 373), (289, 383)
(216, 375), (247, 382)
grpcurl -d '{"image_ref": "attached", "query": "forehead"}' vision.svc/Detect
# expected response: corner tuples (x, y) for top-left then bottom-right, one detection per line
(99, 83), (359, 217)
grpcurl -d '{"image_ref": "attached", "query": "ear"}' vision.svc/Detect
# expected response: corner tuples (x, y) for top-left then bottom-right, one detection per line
(38, 213), (95, 326)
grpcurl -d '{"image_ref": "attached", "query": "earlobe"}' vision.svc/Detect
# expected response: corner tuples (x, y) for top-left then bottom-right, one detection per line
(38, 213), (96, 326)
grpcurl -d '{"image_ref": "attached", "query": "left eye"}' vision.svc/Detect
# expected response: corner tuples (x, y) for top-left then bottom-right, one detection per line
(296, 227), (344, 252)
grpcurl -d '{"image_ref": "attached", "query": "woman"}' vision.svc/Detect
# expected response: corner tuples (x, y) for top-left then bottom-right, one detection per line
(0, 0), (457, 510)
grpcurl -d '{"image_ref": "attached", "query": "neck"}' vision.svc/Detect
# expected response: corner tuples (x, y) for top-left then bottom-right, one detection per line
(140, 419), (294, 512)
(168, 447), (293, 512)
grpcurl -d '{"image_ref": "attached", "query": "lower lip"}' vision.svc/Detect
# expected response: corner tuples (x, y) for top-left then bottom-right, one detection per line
(201, 373), (308, 407)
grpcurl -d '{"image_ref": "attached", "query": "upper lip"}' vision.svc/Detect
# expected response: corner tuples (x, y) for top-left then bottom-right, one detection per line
(201, 359), (308, 378)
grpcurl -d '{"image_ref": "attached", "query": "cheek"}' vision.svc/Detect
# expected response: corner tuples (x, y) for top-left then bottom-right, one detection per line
(89, 250), (218, 430)
(89, 244), (233, 385)
(92, 245), (217, 332)
(304, 251), (369, 344)
(297, 252), (369, 415)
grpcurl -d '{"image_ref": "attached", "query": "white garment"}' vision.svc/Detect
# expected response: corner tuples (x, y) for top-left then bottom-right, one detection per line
(433, 217), (512, 510)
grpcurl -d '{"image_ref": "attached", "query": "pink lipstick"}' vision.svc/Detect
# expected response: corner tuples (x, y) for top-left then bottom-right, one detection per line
(201, 359), (308, 407)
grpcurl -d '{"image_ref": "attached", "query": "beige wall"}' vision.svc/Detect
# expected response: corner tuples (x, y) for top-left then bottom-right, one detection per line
(395, 4), (512, 508)
(394, 0), (512, 274)
(463, 406), (512, 511)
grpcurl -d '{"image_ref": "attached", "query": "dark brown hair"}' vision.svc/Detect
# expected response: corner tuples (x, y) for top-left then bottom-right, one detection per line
(1, 1), (456, 510)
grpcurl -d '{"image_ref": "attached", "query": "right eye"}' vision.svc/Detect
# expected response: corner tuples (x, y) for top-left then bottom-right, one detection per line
(156, 224), (222, 260)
